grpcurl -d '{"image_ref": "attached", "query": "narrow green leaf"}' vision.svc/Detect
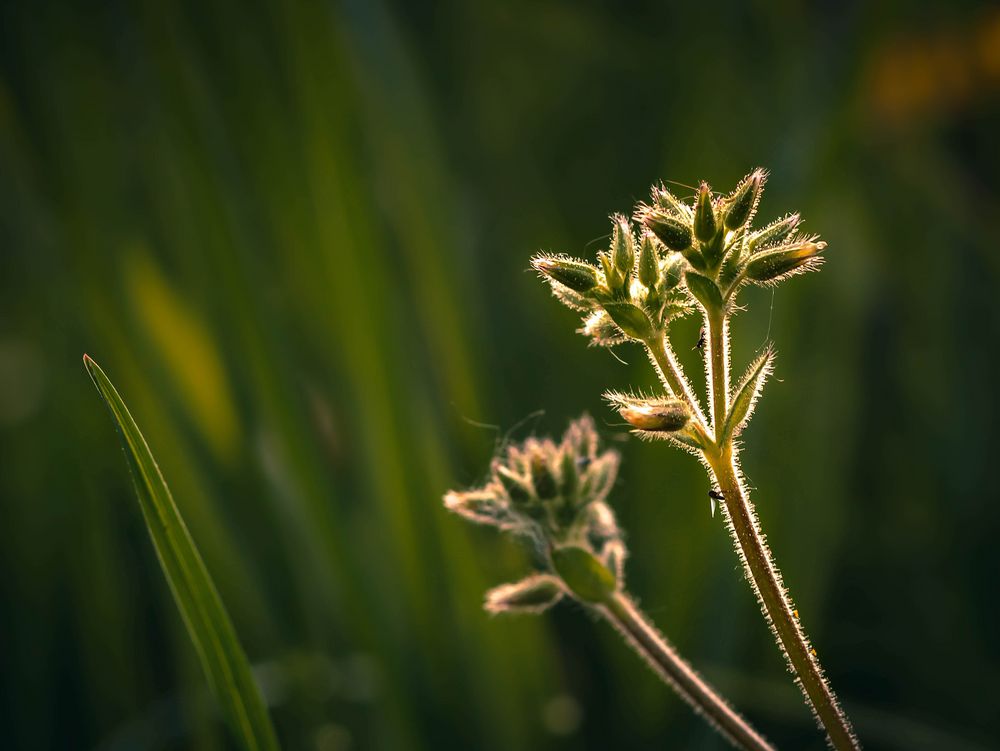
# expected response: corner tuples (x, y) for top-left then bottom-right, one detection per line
(83, 355), (280, 751)
(602, 302), (654, 340)
(684, 271), (723, 312)
(720, 347), (775, 445)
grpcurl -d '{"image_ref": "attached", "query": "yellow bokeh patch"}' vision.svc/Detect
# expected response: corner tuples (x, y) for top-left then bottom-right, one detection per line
(125, 249), (239, 463)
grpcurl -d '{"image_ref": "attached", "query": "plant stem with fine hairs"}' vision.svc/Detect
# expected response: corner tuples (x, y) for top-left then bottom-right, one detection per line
(600, 590), (775, 751)
(533, 169), (861, 748)
(701, 314), (859, 751)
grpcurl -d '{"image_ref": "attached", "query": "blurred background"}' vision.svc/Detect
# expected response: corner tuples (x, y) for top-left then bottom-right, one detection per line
(2, 0), (999, 749)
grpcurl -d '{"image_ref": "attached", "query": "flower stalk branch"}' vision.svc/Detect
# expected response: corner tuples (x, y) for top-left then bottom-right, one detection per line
(706, 447), (856, 751)
(600, 590), (775, 751)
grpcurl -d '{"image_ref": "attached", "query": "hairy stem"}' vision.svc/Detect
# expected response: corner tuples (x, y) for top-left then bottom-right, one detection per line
(645, 332), (710, 434)
(601, 591), (775, 751)
(706, 310), (729, 433)
(704, 314), (859, 750)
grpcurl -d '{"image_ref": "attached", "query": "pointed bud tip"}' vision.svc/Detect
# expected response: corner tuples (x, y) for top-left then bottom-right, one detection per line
(533, 256), (600, 293)
(694, 182), (718, 243)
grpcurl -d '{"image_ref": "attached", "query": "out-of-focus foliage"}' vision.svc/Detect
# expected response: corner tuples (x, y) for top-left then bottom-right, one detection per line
(0, 1), (998, 749)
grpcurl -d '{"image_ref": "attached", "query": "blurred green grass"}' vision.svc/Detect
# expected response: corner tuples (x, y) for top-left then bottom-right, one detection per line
(1, 0), (999, 749)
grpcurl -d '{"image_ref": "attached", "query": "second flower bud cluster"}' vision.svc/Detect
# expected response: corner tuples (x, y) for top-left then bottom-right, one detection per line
(444, 416), (628, 613)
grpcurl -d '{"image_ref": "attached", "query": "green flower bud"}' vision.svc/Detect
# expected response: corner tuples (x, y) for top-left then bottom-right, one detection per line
(643, 213), (692, 251)
(637, 233), (659, 288)
(601, 539), (627, 583)
(611, 216), (635, 277)
(484, 575), (564, 615)
(443, 489), (510, 527)
(748, 214), (800, 252)
(577, 452), (618, 507)
(618, 400), (690, 432)
(599, 252), (625, 295)
(533, 257), (599, 292)
(530, 454), (558, 500)
(659, 253), (685, 291)
(694, 182), (717, 243)
(685, 270), (724, 311)
(559, 448), (578, 502)
(602, 302), (653, 340)
(652, 184), (689, 216)
(745, 241), (826, 284)
(725, 169), (765, 230)
(495, 465), (533, 504)
(551, 546), (617, 603)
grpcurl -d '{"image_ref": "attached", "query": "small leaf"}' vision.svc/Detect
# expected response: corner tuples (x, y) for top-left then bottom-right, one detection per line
(720, 347), (775, 444)
(602, 302), (653, 340)
(83, 355), (280, 751)
(484, 575), (564, 615)
(684, 271), (723, 312)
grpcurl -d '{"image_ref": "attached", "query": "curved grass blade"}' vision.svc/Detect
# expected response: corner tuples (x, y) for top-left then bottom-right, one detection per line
(83, 354), (280, 751)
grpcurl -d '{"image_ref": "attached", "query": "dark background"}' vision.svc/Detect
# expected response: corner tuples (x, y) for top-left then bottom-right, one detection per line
(1, 0), (998, 749)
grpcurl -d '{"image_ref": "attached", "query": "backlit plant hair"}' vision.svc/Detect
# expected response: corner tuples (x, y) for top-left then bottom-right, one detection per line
(531, 170), (860, 750)
(445, 416), (774, 751)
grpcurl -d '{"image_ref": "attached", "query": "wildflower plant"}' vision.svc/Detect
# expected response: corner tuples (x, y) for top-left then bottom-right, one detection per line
(530, 170), (859, 749)
(446, 417), (774, 751)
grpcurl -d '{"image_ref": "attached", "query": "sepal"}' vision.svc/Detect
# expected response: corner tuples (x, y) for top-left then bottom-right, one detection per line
(484, 575), (564, 615)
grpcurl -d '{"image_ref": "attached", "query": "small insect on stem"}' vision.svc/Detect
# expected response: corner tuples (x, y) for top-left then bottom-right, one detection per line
(693, 326), (706, 351)
(708, 488), (725, 517)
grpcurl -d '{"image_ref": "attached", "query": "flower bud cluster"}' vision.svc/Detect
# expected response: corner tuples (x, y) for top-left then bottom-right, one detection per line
(532, 215), (694, 347)
(533, 169), (827, 341)
(444, 416), (627, 613)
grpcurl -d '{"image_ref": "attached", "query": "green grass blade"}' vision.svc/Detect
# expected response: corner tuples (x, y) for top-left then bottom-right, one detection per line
(83, 354), (280, 751)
